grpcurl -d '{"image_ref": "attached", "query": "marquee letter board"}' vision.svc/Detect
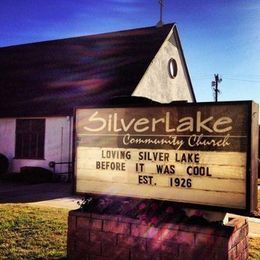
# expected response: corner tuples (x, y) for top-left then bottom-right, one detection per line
(74, 101), (259, 214)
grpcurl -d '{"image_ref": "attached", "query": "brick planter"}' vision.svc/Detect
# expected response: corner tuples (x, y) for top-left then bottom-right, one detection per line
(67, 210), (248, 260)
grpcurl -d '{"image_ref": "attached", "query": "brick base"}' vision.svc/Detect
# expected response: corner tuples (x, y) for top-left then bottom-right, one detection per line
(67, 210), (248, 260)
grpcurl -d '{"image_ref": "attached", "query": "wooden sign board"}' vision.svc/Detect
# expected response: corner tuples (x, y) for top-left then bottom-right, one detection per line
(74, 101), (259, 214)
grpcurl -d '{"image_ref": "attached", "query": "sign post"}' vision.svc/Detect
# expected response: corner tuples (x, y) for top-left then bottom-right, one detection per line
(74, 101), (258, 214)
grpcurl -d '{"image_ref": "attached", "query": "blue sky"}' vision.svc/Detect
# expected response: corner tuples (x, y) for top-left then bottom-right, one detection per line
(0, 0), (259, 104)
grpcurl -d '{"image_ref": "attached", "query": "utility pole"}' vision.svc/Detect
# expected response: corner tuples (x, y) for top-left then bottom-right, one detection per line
(156, 0), (164, 27)
(211, 74), (222, 102)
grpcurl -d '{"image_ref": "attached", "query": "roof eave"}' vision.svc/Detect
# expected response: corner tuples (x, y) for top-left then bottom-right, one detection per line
(172, 24), (196, 102)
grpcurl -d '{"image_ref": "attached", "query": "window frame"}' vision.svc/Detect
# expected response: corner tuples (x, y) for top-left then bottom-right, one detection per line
(15, 118), (46, 160)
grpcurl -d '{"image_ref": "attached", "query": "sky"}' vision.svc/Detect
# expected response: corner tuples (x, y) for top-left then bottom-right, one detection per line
(0, 0), (259, 104)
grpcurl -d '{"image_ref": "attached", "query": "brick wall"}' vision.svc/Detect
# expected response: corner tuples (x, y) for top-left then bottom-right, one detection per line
(67, 210), (248, 260)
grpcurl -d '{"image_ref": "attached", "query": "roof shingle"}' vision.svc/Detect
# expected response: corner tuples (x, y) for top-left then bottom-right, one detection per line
(0, 24), (174, 117)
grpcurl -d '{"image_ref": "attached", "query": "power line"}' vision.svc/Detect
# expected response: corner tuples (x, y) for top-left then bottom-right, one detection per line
(192, 74), (260, 83)
(222, 73), (260, 78)
(222, 77), (260, 83)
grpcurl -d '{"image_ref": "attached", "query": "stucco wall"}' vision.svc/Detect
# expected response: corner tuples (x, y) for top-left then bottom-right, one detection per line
(132, 29), (194, 103)
(0, 117), (73, 173)
(44, 117), (72, 173)
(0, 119), (16, 160)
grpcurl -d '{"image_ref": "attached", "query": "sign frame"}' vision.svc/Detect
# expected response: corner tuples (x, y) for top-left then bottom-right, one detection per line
(73, 100), (258, 216)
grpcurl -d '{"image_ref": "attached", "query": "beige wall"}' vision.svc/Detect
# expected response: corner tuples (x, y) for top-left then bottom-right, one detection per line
(132, 29), (194, 103)
(0, 117), (73, 173)
(0, 119), (15, 160)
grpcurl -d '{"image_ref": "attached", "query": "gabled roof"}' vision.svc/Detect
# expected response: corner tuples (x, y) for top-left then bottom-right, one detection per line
(0, 23), (190, 117)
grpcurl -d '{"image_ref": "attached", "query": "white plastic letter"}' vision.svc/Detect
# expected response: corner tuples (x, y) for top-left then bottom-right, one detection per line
(83, 111), (106, 132)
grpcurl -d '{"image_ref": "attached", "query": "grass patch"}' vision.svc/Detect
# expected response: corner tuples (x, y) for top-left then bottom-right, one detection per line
(0, 204), (259, 259)
(249, 237), (260, 259)
(0, 204), (68, 259)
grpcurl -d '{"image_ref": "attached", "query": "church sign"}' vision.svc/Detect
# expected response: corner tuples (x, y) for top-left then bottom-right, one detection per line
(74, 101), (258, 214)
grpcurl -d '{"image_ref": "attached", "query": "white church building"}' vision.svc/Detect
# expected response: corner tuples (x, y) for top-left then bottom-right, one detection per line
(0, 23), (196, 174)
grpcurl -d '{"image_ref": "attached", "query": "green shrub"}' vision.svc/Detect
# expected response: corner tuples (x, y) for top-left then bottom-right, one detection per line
(20, 167), (53, 184)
